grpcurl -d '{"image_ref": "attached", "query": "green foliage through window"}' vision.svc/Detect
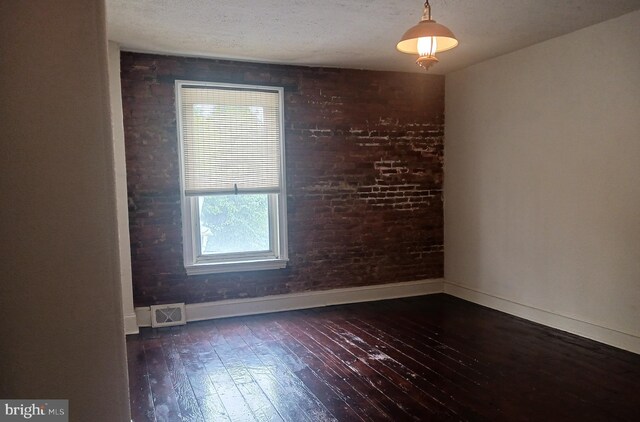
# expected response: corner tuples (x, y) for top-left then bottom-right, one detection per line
(198, 194), (270, 254)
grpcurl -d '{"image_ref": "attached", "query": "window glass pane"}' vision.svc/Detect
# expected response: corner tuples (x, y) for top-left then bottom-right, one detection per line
(198, 194), (270, 255)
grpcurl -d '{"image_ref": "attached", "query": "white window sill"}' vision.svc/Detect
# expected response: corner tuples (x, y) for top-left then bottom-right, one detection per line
(185, 258), (288, 275)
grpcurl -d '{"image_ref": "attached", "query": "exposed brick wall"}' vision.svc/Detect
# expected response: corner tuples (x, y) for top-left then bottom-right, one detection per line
(121, 52), (444, 307)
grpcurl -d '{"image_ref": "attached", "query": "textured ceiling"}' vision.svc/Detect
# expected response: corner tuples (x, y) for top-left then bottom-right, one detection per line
(106, 0), (640, 74)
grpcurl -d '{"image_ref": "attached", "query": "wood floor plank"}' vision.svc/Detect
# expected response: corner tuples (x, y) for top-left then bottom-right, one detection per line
(381, 298), (640, 419)
(315, 308), (501, 420)
(158, 333), (204, 422)
(169, 326), (231, 421)
(184, 324), (257, 422)
(194, 396), (231, 422)
(374, 299), (494, 365)
(144, 337), (183, 422)
(340, 307), (563, 420)
(169, 327), (222, 399)
(320, 306), (480, 394)
(273, 316), (411, 420)
(214, 318), (334, 422)
(127, 295), (640, 422)
(286, 311), (439, 420)
(300, 308), (482, 420)
(382, 296), (640, 420)
(206, 322), (287, 422)
(339, 304), (488, 384)
(240, 316), (369, 422)
(342, 310), (486, 389)
(127, 336), (157, 422)
(249, 315), (395, 421)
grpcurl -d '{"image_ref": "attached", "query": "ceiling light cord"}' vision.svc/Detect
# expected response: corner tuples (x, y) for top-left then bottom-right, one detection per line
(422, 0), (432, 21)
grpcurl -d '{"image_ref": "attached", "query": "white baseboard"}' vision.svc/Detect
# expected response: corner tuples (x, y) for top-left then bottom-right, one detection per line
(124, 313), (139, 335)
(129, 277), (640, 354)
(444, 281), (640, 355)
(135, 278), (444, 327)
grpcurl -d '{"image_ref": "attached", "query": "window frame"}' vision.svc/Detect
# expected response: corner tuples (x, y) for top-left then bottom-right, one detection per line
(175, 80), (288, 275)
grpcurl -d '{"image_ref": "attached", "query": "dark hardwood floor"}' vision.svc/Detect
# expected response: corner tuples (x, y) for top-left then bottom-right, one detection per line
(127, 294), (640, 421)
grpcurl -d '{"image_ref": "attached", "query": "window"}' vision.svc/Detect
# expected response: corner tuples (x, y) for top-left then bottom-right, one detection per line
(175, 81), (288, 275)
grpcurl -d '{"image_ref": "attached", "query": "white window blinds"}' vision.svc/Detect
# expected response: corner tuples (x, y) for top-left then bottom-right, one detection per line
(177, 83), (283, 196)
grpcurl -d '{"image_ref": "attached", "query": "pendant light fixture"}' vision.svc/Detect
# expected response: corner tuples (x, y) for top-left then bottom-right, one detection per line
(397, 0), (458, 71)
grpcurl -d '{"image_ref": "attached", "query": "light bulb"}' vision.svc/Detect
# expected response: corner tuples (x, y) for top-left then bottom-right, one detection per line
(417, 36), (437, 56)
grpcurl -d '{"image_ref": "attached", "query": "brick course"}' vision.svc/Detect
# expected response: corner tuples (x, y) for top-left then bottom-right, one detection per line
(121, 52), (444, 307)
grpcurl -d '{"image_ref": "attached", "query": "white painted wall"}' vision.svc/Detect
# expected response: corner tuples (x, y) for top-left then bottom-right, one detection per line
(107, 41), (138, 334)
(0, 0), (131, 419)
(444, 10), (640, 352)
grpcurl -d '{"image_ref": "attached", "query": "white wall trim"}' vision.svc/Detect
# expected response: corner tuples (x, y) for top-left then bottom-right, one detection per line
(131, 277), (640, 354)
(107, 41), (137, 336)
(444, 281), (640, 355)
(135, 278), (444, 327)
(123, 313), (139, 335)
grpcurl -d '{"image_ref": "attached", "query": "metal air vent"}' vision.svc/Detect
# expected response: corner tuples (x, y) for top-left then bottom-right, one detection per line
(150, 303), (186, 328)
